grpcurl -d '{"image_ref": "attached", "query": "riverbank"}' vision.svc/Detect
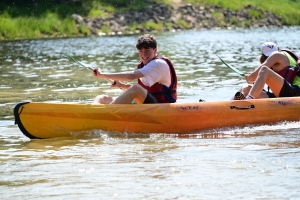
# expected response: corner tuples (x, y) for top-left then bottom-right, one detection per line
(72, 3), (282, 36)
(0, 0), (299, 40)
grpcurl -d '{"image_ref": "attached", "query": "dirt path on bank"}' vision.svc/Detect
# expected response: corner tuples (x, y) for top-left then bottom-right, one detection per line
(170, 0), (183, 7)
(171, 0), (182, 3)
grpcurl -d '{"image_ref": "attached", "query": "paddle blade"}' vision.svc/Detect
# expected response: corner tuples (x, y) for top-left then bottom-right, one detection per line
(216, 55), (245, 77)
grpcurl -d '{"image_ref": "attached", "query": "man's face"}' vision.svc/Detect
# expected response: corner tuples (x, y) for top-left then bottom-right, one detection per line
(138, 47), (157, 64)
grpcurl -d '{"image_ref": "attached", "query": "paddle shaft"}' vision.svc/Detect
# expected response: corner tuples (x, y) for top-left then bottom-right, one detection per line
(63, 53), (115, 84)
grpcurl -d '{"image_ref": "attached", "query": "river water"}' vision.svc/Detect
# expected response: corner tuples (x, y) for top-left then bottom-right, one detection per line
(1, 27), (300, 199)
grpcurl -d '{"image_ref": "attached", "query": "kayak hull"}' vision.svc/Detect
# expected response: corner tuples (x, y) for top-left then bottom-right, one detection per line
(14, 98), (300, 139)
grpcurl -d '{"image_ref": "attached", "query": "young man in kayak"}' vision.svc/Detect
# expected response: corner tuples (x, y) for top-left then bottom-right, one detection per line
(234, 42), (300, 100)
(91, 34), (177, 104)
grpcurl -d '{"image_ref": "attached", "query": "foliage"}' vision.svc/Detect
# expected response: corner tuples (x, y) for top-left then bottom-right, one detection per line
(0, 0), (300, 40)
(0, 13), (80, 40)
(177, 20), (191, 29)
(228, 17), (242, 27)
(143, 21), (164, 31)
(211, 12), (225, 26)
(186, 0), (300, 25)
(248, 9), (264, 20)
(101, 25), (110, 35)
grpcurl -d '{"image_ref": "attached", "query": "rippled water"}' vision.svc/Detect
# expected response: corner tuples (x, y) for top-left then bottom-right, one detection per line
(1, 27), (300, 199)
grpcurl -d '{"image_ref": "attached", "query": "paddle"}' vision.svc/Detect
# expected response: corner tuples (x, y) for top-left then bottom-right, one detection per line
(63, 53), (115, 84)
(216, 54), (245, 77)
(63, 53), (93, 70)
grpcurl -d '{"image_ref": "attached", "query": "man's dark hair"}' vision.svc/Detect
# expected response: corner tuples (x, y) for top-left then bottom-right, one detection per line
(136, 34), (157, 50)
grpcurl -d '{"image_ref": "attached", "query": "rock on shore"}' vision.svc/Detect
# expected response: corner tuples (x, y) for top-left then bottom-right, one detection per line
(72, 3), (282, 36)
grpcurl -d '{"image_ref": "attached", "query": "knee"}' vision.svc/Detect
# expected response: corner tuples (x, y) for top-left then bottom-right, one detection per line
(93, 95), (114, 104)
(126, 84), (147, 103)
(259, 66), (271, 75)
(127, 84), (145, 94)
(241, 85), (252, 95)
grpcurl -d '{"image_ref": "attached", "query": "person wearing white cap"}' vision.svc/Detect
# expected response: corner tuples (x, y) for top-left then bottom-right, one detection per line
(234, 42), (300, 100)
(261, 42), (278, 57)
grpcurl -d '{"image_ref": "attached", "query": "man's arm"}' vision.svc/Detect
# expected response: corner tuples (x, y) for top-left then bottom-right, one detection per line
(245, 52), (284, 83)
(93, 68), (144, 81)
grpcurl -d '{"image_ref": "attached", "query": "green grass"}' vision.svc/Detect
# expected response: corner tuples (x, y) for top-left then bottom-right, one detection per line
(248, 9), (264, 20)
(101, 25), (110, 35)
(87, 1), (115, 18)
(211, 12), (225, 26)
(0, 0), (300, 40)
(187, 0), (300, 25)
(0, 0), (157, 40)
(143, 21), (165, 31)
(0, 13), (81, 40)
(177, 19), (192, 29)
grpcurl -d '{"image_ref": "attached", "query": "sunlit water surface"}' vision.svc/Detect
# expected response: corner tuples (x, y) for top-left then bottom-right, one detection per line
(1, 27), (300, 199)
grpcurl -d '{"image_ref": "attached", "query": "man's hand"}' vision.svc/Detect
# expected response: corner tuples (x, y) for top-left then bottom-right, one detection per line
(111, 80), (128, 90)
(90, 67), (102, 77)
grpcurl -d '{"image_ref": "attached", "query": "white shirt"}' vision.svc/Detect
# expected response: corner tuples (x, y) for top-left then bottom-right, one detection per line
(138, 58), (171, 87)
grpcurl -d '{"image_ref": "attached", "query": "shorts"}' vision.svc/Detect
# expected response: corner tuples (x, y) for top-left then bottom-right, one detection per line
(264, 89), (276, 98)
(143, 92), (160, 104)
(279, 79), (300, 97)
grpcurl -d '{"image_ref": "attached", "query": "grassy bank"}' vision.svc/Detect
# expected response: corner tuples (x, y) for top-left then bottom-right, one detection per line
(190, 0), (300, 25)
(0, 0), (161, 40)
(0, 0), (299, 40)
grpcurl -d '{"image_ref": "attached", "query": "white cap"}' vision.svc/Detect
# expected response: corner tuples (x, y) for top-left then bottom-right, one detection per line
(261, 42), (278, 56)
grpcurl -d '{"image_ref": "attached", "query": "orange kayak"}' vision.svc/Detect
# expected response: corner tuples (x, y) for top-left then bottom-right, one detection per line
(14, 97), (300, 139)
